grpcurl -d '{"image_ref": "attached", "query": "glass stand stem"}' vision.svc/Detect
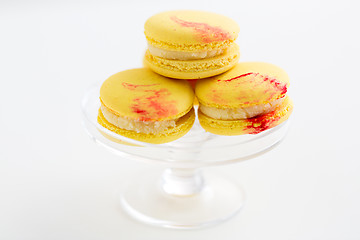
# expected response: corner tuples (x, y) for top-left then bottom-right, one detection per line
(161, 168), (204, 196)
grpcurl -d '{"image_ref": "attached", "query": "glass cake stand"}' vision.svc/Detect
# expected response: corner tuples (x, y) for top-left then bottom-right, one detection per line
(81, 83), (290, 229)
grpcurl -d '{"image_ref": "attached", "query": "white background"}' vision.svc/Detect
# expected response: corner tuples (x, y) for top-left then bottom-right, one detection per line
(1, 0), (360, 239)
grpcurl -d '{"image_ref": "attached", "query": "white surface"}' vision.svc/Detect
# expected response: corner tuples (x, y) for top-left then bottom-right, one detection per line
(1, 0), (359, 239)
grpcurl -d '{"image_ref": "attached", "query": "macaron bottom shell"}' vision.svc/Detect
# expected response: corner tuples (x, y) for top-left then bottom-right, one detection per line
(198, 96), (293, 135)
(97, 108), (195, 144)
(144, 44), (240, 79)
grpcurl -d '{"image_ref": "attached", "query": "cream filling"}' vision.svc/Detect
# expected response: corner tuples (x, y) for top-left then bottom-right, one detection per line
(199, 98), (285, 120)
(100, 104), (176, 134)
(147, 43), (225, 60)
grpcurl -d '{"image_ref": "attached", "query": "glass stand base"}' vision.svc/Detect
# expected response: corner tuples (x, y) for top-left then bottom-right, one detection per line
(120, 171), (245, 229)
(82, 84), (291, 229)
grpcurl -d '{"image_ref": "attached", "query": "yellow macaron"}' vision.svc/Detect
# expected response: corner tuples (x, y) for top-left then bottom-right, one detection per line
(144, 10), (240, 79)
(196, 62), (293, 135)
(98, 68), (195, 144)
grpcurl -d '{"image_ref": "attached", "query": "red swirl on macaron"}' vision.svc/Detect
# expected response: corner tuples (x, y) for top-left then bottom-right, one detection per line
(170, 16), (232, 43)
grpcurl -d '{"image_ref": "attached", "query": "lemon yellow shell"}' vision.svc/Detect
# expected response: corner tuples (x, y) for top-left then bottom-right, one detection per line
(144, 43), (240, 79)
(144, 10), (240, 52)
(100, 68), (194, 121)
(196, 62), (290, 108)
(198, 96), (293, 135)
(98, 108), (195, 144)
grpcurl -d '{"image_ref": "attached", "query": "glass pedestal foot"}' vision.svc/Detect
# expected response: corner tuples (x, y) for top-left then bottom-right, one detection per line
(120, 169), (245, 229)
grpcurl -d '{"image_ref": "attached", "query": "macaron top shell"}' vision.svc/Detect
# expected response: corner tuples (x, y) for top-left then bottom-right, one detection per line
(100, 68), (194, 121)
(144, 10), (240, 51)
(196, 62), (290, 109)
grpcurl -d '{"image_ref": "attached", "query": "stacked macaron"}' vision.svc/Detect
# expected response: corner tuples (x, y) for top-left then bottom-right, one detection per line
(196, 62), (293, 135)
(97, 10), (293, 144)
(98, 68), (195, 144)
(144, 10), (240, 79)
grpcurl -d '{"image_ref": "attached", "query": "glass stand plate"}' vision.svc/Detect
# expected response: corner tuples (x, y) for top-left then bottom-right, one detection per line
(81, 83), (290, 229)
